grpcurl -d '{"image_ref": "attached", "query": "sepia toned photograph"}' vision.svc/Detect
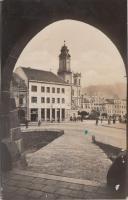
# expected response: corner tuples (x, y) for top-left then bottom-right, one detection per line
(0, 0), (127, 199)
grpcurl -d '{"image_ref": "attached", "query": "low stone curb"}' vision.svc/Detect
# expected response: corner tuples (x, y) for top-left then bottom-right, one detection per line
(11, 169), (102, 187)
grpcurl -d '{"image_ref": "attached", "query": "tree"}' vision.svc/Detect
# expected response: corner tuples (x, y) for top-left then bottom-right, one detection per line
(89, 110), (100, 119)
(78, 111), (89, 119)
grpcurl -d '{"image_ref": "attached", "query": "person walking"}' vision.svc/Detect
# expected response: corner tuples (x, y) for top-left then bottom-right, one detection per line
(101, 117), (103, 124)
(96, 117), (99, 126)
(38, 120), (41, 126)
(25, 119), (28, 128)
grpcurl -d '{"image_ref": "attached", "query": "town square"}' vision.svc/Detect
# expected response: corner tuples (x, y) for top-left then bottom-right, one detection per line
(0, 1), (127, 199)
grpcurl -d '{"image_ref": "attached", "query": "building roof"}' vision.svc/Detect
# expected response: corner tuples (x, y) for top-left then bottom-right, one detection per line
(11, 73), (27, 89)
(21, 67), (67, 84)
(105, 99), (114, 104)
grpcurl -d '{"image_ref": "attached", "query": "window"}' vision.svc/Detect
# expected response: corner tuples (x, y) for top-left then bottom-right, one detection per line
(79, 90), (80, 96)
(41, 97), (45, 103)
(62, 98), (65, 104)
(31, 85), (37, 92)
(52, 87), (55, 93)
(19, 97), (23, 105)
(31, 97), (37, 103)
(74, 79), (77, 85)
(67, 80), (69, 83)
(79, 79), (80, 85)
(47, 97), (50, 103)
(52, 98), (55, 103)
(47, 87), (50, 93)
(31, 109), (38, 122)
(19, 95), (24, 105)
(57, 88), (60, 93)
(57, 98), (60, 103)
(72, 89), (74, 96)
(62, 88), (65, 93)
(41, 86), (45, 92)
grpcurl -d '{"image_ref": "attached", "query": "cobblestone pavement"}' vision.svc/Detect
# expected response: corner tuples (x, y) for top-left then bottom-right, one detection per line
(2, 121), (126, 199)
(25, 123), (113, 183)
(2, 170), (117, 200)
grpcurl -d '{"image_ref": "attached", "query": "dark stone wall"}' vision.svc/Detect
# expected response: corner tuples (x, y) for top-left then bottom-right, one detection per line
(2, 0), (127, 86)
(1, 0), (127, 138)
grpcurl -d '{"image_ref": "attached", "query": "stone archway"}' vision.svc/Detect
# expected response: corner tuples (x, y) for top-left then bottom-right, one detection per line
(1, 0), (127, 137)
(0, 1), (128, 196)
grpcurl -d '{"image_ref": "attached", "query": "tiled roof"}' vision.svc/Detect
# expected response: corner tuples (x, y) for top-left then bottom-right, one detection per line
(105, 99), (114, 104)
(21, 67), (67, 84)
(11, 73), (27, 89)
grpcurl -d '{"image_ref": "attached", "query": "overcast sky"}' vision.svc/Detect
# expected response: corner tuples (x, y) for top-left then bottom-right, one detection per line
(14, 20), (126, 87)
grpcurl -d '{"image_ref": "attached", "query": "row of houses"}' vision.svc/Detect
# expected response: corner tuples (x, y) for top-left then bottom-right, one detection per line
(81, 94), (126, 118)
(10, 43), (127, 122)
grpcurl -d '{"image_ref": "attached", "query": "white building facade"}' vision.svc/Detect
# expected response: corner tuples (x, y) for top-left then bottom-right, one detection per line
(14, 67), (71, 122)
(29, 81), (71, 122)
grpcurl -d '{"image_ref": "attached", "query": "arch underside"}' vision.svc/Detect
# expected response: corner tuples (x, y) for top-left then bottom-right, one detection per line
(2, 0), (127, 90)
(0, 0), (127, 139)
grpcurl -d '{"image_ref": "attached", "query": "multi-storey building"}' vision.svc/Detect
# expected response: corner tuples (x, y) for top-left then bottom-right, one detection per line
(13, 67), (71, 122)
(114, 99), (126, 117)
(81, 94), (106, 114)
(104, 99), (115, 116)
(103, 99), (126, 118)
(10, 73), (27, 123)
(81, 94), (127, 118)
(10, 42), (82, 122)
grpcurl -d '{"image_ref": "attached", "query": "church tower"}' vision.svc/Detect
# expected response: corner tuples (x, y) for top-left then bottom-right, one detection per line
(58, 41), (72, 84)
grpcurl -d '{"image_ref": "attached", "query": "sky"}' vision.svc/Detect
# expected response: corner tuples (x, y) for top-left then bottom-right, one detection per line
(14, 20), (126, 87)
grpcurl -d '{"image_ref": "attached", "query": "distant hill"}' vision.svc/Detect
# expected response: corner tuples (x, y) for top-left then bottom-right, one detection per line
(82, 82), (127, 99)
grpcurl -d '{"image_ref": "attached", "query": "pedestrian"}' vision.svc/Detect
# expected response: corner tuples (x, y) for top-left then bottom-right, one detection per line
(38, 120), (41, 126)
(81, 116), (83, 122)
(108, 117), (111, 125)
(113, 118), (115, 124)
(74, 116), (76, 122)
(96, 117), (99, 125)
(101, 117), (103, 124)
(25, 119), (28, 128)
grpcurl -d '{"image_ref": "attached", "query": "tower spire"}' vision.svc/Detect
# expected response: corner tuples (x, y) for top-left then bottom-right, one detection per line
(58, 42), (72, 83)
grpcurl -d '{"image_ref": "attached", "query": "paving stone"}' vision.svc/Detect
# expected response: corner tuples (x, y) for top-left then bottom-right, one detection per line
(55, 188), (74, 196)
(4, 185), (18, 192)
(30, 183), (46, 191)
(9, 195), (28, 200)
(27, 190), (43, 198)
(56, 195), (75, 200)
(11, 174), (24, 180)
(15, 181), (32, 188)
(69, 190), (86, 199)
(23, 183), (46, 191)
(41, 185), (58, 193)
(55, 181), (71, 188)
(32, 177), (47, 184)
(67, 183), (83, 191)
(3, 179), (15, 186)
(44, 179), (58, 185)
(82, 185), (98, 192)
(14, 188), (31, 196)
(41, 192), (59, 200)
(3, 192), (14, 199)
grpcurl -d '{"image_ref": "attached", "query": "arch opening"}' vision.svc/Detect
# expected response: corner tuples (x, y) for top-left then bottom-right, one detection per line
(9, 19), (127, 180)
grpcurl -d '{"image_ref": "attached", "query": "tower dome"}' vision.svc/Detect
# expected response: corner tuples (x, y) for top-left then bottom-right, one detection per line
(58, 41), (72, 84)
(58, 41), (71, 73)
(59, 42), (71, 58)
